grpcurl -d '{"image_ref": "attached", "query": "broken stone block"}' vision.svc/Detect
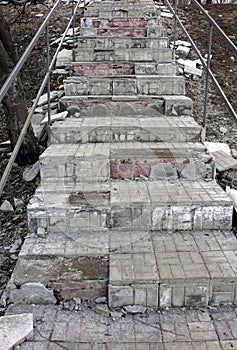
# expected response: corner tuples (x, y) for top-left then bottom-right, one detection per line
(8, 282), (55, 305)
(176, 45), (190, 58)
(0, 313), (33, 350)
(95, 296), (107, 304)
(123, 305), (147, 314)
(0, 200), (14, 212)
(36, 91), (58, 107)
(23, 161), (40, 182)
(40, 110), (68, 125)
(149, 163), (179, 180)
(93, 304), (110, 317)
(14, 198), (24, 208)
(37, 227), (47, 238)
(180, 161), (207, 181)
(56, 49), (72, 67)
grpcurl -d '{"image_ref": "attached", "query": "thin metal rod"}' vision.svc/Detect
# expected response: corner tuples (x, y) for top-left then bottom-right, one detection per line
(0, 0), (62, 104)
(203, 23), (213, 127)
(72, 0), (75, 48)
(0, 0), (81, 197)
(173, 0), (178, 59)
(165, 0), (237, 122)
(45, 23), (51, 126)
(192, 0), (237, 56)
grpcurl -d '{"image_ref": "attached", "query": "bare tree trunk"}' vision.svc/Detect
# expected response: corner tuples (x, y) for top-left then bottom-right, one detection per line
(0, 8), (39, 165)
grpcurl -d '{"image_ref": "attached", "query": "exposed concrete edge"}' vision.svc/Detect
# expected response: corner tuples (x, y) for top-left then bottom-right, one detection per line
(0, 313), (33, 350)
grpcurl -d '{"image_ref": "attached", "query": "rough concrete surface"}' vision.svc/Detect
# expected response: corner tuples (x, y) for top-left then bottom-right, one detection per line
(0, 313), (33, 350)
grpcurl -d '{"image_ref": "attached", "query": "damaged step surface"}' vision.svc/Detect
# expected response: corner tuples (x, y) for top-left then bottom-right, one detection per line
(80, 17), (162, 29)
(27, 180), (233, 234)
(74, 47), (173, 63)
(79, 25), (166, 37)
(71, 62), (176, 77)
(50, 116), (200, 144)
(63, 75), (185, 97)
(60, 95), (193, 117)
(108, 230), (237, 308)
(39, 142), (214, 184)
(77, 37), (168, 50)
(10, 229), (237, 307)
(84, 3), (161, 18)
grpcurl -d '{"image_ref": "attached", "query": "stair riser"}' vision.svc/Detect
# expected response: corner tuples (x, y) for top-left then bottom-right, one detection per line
(80, 17), (161, 29)
(84, 7), (160, 19)
(72, 63), (176, 77)
(50, 126), (200, 145)
(80, 27), (165, 38)
(74, 48), (172, 62)
(40, 157), (214, 183)
(77, 37), (168, 49)
(64, 77), (185, 97)
(109, 280), (237, 308)
(60, 96), (193, 117)
(28, 204), (233, 234)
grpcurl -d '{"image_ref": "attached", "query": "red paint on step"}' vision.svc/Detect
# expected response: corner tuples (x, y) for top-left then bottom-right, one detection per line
(72, 63), (134, 76)
(110, 18), (147, 28)
(110, 158), (196, 179)
(97, 28), (147, 37)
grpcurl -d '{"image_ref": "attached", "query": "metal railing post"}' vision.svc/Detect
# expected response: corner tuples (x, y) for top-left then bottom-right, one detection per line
(72, 0), (76, 53)
(45, 23), (51, 127)
(173, 0), (178, 59)
(0, 0), (81, 197)
(203, 23), (213, 129)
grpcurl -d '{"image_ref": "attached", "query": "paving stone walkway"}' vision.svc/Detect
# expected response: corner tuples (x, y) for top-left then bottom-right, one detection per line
(6, 303), (237, 349)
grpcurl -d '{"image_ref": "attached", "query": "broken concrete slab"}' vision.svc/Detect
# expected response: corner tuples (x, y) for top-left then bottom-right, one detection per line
(176, 45), (190, 58)
(56, 49), (73, 67)
(36, 91), (58, 107)
(211, 150), (237, 172)
(0, 313), (33, 350)
(8, 282), (55, 305)
(23, 161), (40, 182)
(180, 160), (207, 181)
(205, 141), (231, 155)
(40, 110), (68, 125)
(0, 200), (14, 212)
(149, 163), (179, 180)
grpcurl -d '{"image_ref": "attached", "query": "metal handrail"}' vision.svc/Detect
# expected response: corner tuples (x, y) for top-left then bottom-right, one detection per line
(0, 0), (82, 197)
(165, 0), (237, 124)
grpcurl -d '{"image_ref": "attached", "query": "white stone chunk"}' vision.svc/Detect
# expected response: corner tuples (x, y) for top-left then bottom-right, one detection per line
(205, 142), (231, 155)
(161, 11), (173, 18)
(36, 91), (58, 107)
(40, 110), (68, 125)
(56, 49), (72, 67)
(0, 200), (14, 212)
(0, 313), (33, 350)
(176, 45), (190, 58)
(184, 64), (202, 77)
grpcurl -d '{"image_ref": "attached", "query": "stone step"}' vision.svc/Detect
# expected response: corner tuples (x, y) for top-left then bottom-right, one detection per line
(60, 95), (193, 117)
(10, 229), (237, 306)
(79, 25), (165, 37)
(84, 3), (160, 19)
(50, 116), (200, 144)
(63, 75), (185, 97)
(80, 17), (161, 29)
(74, 47), (172, 63)
(39, 142), (214, 184)
(27, 180), (233, 234)
(77, 36), (168, 49)
(71, 62), (176, 76)
(108, 230), (237, 308)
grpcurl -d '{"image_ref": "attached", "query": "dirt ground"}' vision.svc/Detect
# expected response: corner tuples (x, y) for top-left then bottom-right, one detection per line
(0, 2), (237, 313)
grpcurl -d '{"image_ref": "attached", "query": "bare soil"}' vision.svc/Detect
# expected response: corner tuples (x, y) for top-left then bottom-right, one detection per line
(0, 2), (237, 313)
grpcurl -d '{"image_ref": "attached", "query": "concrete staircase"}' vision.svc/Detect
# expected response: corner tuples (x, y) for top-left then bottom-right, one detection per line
(11, 0), (237, 308)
